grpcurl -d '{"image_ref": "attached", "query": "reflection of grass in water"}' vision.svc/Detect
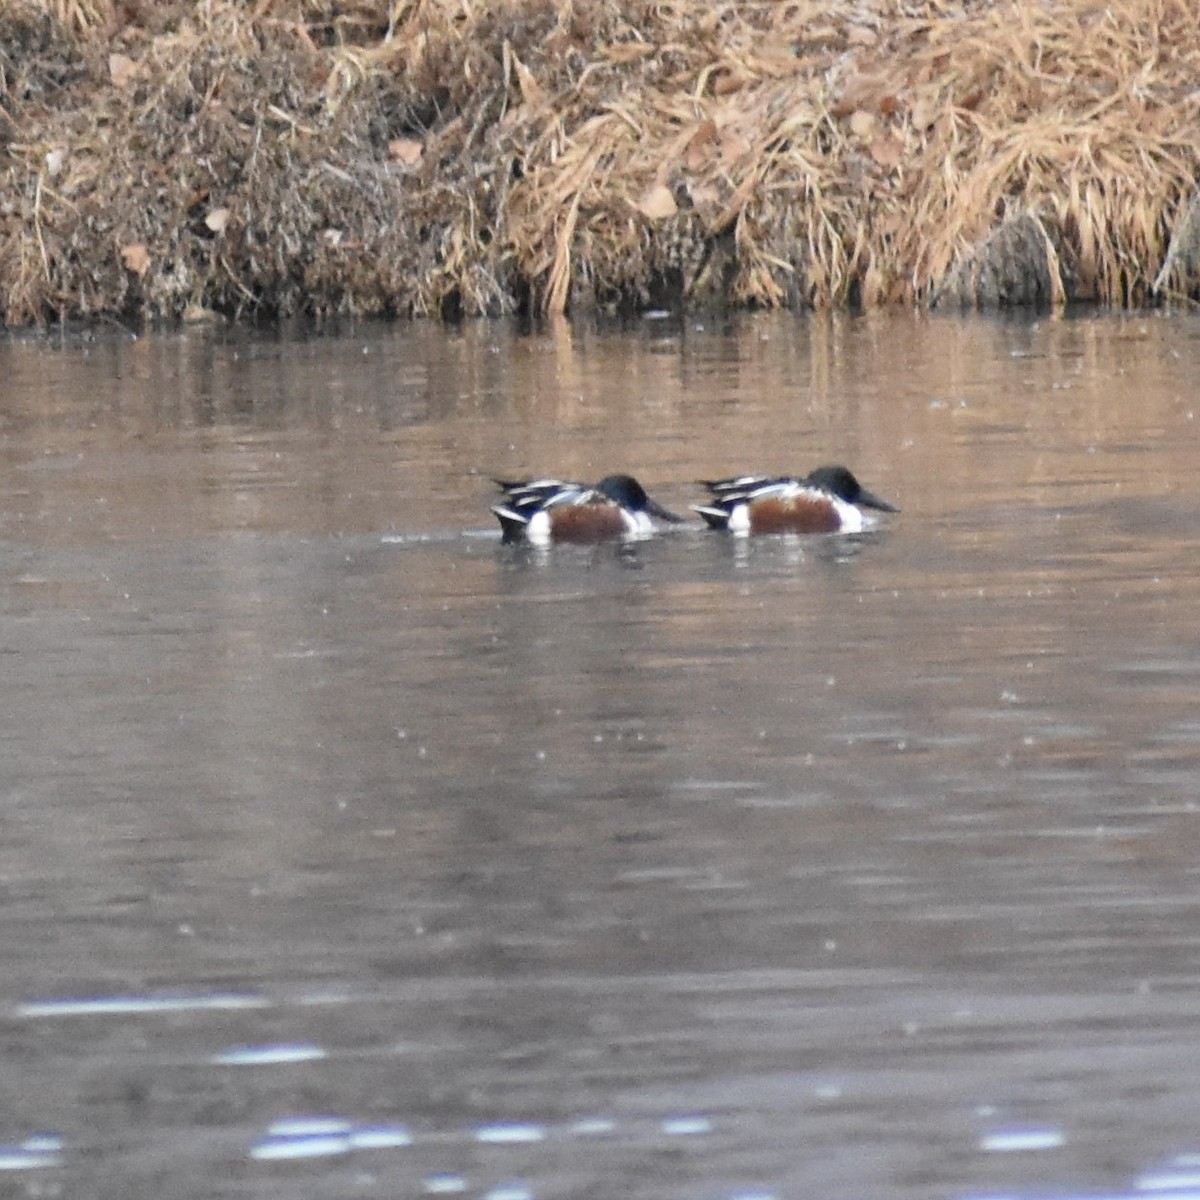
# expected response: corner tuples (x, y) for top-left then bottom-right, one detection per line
(4, 0), (1199, 325)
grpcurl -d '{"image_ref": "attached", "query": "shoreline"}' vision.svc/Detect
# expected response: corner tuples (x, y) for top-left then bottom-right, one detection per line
(4, 1), (1199, 327)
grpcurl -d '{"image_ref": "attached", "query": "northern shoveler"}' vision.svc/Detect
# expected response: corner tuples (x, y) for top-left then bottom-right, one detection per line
(692, 465), (899, 535)
(491, 474), (684, 543)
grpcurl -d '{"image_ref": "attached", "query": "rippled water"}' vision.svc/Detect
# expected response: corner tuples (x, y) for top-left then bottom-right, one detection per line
(3, 312), (1200, 1199)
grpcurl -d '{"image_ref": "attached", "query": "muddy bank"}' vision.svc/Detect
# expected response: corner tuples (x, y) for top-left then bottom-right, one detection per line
(3, 0), (1199, 326)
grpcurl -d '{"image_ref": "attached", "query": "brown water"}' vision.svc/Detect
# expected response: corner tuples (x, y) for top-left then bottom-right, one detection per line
(3, 312), (1200, 1200)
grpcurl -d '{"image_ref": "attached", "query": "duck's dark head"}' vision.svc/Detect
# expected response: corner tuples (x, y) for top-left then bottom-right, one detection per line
(806, 465), (899, 513)
(595, 474), (684, 522)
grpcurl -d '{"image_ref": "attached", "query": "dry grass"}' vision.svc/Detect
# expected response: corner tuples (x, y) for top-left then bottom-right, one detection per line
(2, 0), (1199, 324)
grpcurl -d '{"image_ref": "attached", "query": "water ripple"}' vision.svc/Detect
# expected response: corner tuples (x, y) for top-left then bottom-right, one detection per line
(0, 1134), (63, 1171)
(18, 992), (268, 1018)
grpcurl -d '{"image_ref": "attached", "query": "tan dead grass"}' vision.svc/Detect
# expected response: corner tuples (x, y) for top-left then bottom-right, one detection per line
(2, 0), (1200, 324)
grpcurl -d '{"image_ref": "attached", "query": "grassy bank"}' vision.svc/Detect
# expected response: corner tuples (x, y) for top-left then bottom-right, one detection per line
(3, 0), (1199, 325)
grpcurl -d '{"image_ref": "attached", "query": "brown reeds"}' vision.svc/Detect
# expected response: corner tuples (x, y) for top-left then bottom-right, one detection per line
(2, 0), (1199, 325)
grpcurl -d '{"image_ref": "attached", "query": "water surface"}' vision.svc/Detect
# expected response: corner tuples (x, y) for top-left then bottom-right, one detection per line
(2, 312), (1200, 1199)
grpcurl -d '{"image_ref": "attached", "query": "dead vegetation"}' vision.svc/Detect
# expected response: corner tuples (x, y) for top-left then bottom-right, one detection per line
(2, 0), (1200, 325)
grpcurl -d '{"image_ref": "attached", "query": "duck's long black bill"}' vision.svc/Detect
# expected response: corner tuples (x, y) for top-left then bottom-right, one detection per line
(647, 499), (687, 523)
(859, 489), (900, 513)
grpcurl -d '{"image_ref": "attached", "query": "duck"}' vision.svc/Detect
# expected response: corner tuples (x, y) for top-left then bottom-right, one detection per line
(692, 465), (899, 535)
(491, 474), (684, 543)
